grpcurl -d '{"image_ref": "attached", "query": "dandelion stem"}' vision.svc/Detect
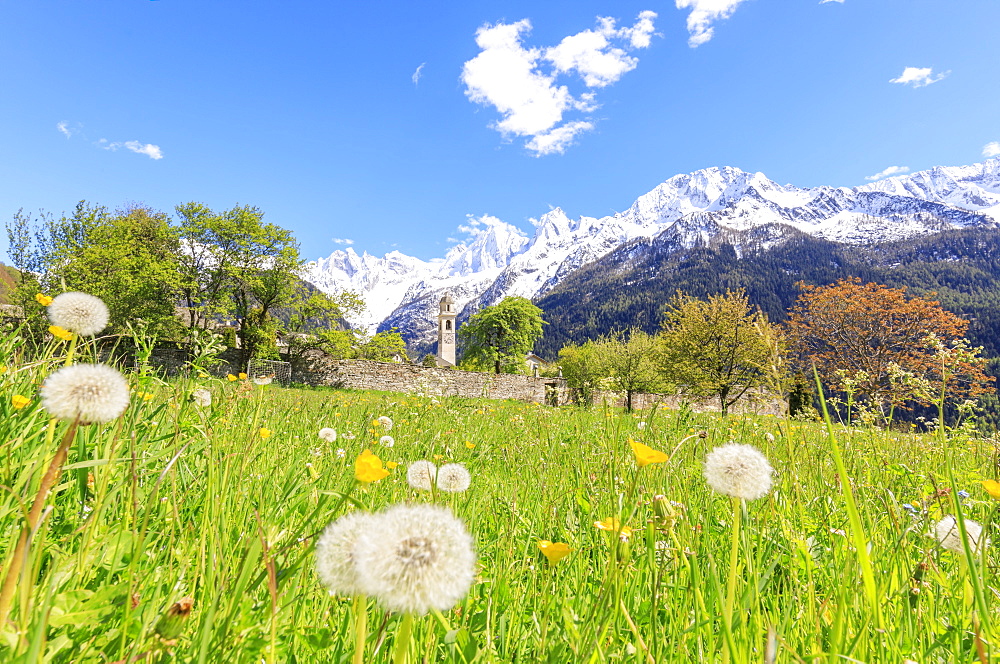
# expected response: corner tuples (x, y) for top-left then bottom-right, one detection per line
(721, 496), (742, 664)
(352, 595), (368, 664)
(392, 612), (413, 664)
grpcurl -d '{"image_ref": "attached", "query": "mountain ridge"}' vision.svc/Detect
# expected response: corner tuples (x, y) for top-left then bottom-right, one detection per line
(303, 158), (1000, 353)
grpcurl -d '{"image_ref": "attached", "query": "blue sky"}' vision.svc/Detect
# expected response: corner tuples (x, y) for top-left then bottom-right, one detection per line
(2, 0), (998, 263)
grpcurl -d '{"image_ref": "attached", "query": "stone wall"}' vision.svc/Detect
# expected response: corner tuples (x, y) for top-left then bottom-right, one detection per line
(116, 345), (784, 412)
(292, 351), (566, 404)
(587, 388), (785, 415)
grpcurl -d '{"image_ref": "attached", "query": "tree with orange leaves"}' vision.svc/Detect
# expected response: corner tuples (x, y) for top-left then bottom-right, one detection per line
(786, 278), (992, 413)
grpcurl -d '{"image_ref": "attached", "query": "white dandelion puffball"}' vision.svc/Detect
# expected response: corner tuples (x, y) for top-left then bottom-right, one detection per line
(40, 363), (131, 423)
(47, 292), (109, 336)
(377, 416), (393, 430)
(703, 443), (774, 501)
(191, 388), (212, 407)
(379, 435), (395, 448)
(315, 510), (376, 597)
(253, 375), (273, 386)
(318, 428), (337, 443)
(407, 460), (437, 491)
(353, 503), (476, 615)
(935, 515), (987, 554)
(437, 463), (471, 493)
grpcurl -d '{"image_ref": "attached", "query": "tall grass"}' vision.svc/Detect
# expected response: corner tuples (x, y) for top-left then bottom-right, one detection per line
(0, 326), (998, 662)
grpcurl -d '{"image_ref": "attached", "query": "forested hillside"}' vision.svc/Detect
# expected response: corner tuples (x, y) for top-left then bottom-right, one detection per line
(534, 227), (1000, 359)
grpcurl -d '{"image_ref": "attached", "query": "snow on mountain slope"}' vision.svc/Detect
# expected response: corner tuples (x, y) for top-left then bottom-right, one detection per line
(303, 158), (1000, 345)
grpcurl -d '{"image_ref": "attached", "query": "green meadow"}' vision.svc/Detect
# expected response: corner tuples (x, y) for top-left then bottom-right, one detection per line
(2, 335), (999, 663)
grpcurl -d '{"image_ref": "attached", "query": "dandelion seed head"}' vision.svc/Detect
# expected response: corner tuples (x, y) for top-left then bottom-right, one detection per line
(47, 292), (109, 336)
(703, 443), (774, 501)
(377, 416), (393, 430)
(315, 510), (375, 597)
(379, 435), (395, 448)
(318, 427), (337, 443)
(353, 504), (476, 615)
(437, 463), (471, 493)
(190, 388), (212, 407)
(407, 460), (437, 491)
(40, 363), (130, 424)
(935, 515), (987, 554)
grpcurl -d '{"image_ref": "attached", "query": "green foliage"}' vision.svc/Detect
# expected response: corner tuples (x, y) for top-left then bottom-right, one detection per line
(558, 340), (606, 404)
(659, 289), (784, 416)
(355, 328), (407, 362)
(534, 228), (1000, 361)
(459, 296), (545, 374)
(421, 353), (438, 367)
(3, 324), (1000, 663)
(6, 203), (185, 338)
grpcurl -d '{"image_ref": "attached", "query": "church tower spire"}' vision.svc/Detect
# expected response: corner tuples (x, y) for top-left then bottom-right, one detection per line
(436, 294), (457, 367)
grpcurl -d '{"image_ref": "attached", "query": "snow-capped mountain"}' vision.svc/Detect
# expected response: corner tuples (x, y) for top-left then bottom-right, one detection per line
(302, 158), (1000, 347)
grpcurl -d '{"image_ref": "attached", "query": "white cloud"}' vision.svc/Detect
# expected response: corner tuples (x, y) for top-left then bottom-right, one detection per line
(675, 0), (749, 47)
(332, 238), (354, 245)
(98, 138), (163, 159)
(819, 0), (844, 4)
(983, 142), (1000, 158)
(56, 121), (73, 138)
(525, 121), (595, 156)
(124, 141), (163, 159)
(889, 66), (949, 88)
(865, 165), (910, 181)
(462, 12), (656, 156)
(412, 63), (426, 85)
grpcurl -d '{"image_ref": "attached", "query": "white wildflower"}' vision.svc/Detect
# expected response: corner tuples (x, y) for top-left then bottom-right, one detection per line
(315, 510), (376, 596)
(406, 460), (437, 491)
(318, 427), (337, 443)
(336, 448), (347, 458)
(379, 435), (395, 448)
(353, 503), (476, 615)
(253, 375), (273, 386)
(47, 292), (109, 336)
(377, 416), (393, 430)
(703, 443), (774, 501)
(436, 463), (471, 493)
(40, 363), (130, 424)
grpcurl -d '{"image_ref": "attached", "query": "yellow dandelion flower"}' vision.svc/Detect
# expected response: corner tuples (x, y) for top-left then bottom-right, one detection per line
(12, 394), (31, 410)
(537, 540), (572, 565)
(48, 325), (73, 341)
(259, 427), (272, 439)
(226, 374), (237, 381)
(465, 441), (475, 449)
(386, 461), (399, 469)
(238, 373), (248, 380)
(355, 449), (390, 483)
(982, 479), (1000, 501)
(629, 439), (668, 468)
(594, 517), (632, 539)
(35, 293), (53, 306)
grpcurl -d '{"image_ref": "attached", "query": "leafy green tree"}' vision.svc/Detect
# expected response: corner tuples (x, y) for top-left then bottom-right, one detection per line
(658, 289), (784, 416)
(7, 202), (184, 337)
(356, 328), (408, 362)
(459, 296), (545, 374)
(558, 340), (607, 405)
(602, 329), (665, 411)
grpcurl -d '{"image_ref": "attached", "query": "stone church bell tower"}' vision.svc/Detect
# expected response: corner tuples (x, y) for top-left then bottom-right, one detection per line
(436, 294), (457, 367)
